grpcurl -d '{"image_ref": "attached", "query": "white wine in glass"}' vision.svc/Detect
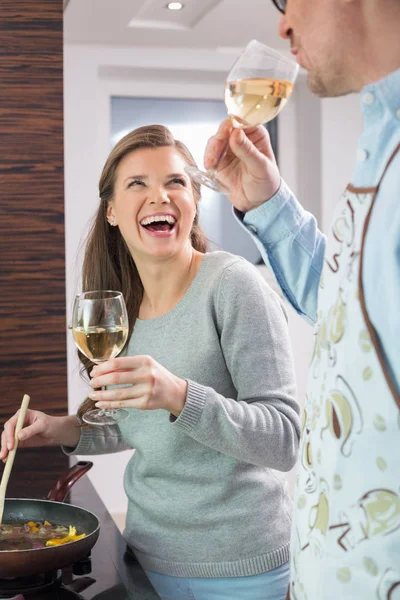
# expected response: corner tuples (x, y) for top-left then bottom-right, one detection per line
(225, 78), (293, 127)
(186, 39), (299, 192)
(72, 325), (128, 363)
(72, 290), (129, 426)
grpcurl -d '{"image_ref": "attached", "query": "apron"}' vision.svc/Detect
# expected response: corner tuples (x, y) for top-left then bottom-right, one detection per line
(289, 144), (400, 600)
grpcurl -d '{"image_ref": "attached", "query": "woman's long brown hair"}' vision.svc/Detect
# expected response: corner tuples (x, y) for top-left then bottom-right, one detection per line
(77, 125), (208, 420)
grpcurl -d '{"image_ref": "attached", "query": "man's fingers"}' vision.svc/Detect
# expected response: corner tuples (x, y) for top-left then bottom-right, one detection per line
(204, 119), (233, 170)
(204, 120), (276, 171)
(215, 118), (234, 140)
(245, 126), (277, 164)
(229, 129), (268, 173)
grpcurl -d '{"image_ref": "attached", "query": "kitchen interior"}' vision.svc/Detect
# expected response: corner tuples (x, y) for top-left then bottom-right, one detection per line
(0, 0), (363, 598)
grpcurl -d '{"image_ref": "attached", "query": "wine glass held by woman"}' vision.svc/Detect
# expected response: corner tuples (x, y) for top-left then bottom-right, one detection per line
(1, 125), (300, 600)
(71, 290), (129, 425)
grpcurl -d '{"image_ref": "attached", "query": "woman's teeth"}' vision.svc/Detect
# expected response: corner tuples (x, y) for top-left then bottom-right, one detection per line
(140, 215), (176, 227)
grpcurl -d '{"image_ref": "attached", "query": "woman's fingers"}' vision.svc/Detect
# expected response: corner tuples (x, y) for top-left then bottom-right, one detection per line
(89, 358), (185, 415)
(90, 355), (151, 378)
(0, 430), (8, 462)
(90, 370), (140, 389)
(95, 393), (151, 411)
(90, 357), (154, 388)
(2, 410), (21, 453)
(1, 410), (27, 460)
(17, 420), (45, 443)
(0, 410), (50, 461)
(90, 382), (149, 404)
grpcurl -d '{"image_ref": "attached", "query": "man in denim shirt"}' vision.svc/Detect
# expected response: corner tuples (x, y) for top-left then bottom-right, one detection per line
(204, 1), (400, 598)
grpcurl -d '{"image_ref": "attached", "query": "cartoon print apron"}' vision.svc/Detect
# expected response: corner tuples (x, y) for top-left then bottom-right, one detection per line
(289, 144), (400, 600)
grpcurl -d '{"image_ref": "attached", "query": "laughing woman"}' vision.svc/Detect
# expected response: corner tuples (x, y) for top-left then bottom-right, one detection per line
(1, 125), (300, 600)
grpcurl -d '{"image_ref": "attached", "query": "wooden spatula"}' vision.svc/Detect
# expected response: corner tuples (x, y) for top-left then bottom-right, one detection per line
(0, 394), (30, 527)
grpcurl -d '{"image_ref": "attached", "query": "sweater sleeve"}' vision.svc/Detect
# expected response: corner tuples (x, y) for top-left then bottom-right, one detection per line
(62, 419), (132, 456)
(171, 258), (300, 472)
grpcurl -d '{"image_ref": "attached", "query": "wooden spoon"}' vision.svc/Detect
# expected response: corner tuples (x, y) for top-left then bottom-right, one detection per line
(0, 394), (30, 527)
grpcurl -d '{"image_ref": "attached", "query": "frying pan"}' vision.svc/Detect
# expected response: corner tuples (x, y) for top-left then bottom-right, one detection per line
(0, 461), (100, 578)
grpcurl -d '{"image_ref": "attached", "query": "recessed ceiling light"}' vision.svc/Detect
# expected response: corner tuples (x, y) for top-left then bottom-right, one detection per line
(166, 2), (184, 10)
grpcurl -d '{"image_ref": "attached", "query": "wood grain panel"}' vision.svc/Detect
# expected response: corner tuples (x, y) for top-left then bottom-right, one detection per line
(0, 0), (68, 442)
(6, 448), (70, 500)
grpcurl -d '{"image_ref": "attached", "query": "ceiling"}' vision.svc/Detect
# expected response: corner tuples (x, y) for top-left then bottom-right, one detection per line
(64, 0), (287, 51)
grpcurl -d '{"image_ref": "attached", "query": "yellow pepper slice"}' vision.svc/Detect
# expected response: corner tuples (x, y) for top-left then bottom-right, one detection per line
(27, 521), (39, 533)
(45, 526), (86, 547)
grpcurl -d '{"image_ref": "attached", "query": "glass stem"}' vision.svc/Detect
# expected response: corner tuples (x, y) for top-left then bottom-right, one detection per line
(97, 385), (106, 417)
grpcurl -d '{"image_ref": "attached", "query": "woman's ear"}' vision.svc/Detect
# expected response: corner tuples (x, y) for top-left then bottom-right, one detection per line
(106, 204), (117, 226)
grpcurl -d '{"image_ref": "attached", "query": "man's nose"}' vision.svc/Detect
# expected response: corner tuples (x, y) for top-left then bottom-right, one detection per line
(278, 14), (292, 40)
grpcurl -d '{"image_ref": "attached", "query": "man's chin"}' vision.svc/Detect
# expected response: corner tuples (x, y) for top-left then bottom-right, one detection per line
(307, 71), (354, 98)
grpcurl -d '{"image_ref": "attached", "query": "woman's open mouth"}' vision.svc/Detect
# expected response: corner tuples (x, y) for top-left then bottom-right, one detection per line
(140, 214), (177, 237)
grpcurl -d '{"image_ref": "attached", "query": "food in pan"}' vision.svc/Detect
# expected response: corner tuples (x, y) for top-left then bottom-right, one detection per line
(0, 520), (86, 551)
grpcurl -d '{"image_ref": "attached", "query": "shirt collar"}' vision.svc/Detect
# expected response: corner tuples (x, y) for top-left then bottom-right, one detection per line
(360, 67), (400, 125)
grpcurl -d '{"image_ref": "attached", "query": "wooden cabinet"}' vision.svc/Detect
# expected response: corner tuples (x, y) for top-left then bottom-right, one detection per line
(0, 1), (67, 424)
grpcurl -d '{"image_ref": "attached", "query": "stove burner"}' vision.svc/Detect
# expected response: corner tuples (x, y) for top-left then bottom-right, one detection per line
(0, 570), (61, 598)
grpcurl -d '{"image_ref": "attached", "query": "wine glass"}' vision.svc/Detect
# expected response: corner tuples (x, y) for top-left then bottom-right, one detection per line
(185, 39), (299, 192)
(71, 290), (129, 426)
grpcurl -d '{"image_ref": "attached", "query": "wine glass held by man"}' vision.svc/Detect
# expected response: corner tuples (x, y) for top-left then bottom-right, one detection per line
(186, 39), (298, 193)
(203, 2), (400, 600)
(1, 125), (300, 600)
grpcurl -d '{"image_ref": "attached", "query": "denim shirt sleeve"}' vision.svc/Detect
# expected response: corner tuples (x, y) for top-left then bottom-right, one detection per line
(234, 180), (326, 325)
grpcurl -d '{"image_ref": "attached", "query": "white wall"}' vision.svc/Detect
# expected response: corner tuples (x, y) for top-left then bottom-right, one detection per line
(64, 44), (363, 519)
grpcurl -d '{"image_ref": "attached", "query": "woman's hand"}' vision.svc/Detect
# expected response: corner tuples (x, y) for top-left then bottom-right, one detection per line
(89, 356), (188, 417)
(203, 118), (281, 213)
(0, 410), (80, 463)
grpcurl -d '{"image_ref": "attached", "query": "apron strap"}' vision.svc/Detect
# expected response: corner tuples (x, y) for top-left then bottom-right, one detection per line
(358, 142), (400, 410)
(377, 143), (400, 190)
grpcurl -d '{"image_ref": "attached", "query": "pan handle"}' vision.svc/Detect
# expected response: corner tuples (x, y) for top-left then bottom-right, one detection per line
(47, 461), (93, 503)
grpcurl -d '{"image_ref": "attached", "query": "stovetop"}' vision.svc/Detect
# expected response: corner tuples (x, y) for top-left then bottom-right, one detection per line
(0, 556), (116, 600)
(2, 450), (159, 600)
(0, 568), (82, 599)
(0, 560), (128, 600)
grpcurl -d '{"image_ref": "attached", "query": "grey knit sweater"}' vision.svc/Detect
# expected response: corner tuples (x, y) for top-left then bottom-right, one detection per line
(66, 251), (300, 578)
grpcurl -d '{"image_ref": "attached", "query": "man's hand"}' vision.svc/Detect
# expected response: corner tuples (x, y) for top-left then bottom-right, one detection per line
(204, 118), (282, 213)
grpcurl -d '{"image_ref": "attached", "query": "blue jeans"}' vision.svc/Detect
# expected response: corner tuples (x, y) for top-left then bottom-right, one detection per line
(145, 562), (290, 600)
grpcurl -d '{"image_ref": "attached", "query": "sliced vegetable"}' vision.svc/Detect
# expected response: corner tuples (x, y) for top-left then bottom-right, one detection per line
(45, 526), (86, 547)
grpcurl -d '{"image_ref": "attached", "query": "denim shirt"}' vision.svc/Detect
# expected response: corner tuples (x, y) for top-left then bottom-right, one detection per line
(237, 67), (400, 395)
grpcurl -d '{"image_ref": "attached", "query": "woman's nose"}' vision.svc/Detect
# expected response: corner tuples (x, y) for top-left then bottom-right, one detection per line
(148, 188), (170, 204)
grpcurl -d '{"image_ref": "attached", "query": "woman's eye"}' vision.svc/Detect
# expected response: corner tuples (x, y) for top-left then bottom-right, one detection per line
(168, 178), (186, 186)
(128, 180), (145, 188)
